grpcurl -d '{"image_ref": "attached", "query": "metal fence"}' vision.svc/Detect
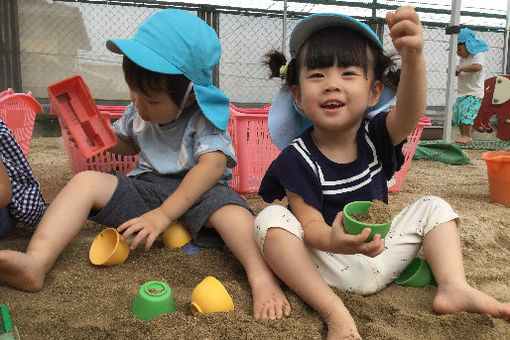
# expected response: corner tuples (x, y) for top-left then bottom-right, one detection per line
(8, 0), (508, 119)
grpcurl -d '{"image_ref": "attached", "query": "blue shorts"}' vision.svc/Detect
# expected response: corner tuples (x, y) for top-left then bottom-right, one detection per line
(0, 206), (16, 239)
(453, 95), (482, 126)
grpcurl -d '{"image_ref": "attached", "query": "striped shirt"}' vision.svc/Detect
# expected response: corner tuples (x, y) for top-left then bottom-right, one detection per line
(0, 119), (46, 226)
(259, 112), (404, 226)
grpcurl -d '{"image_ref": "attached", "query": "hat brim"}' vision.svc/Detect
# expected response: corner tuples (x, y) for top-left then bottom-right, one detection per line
(107, 38), (183, 75)
(268, 86), (396, 150)
(268, 89), (313, 150)
(194, 83), (230, 130)
(290, 13), (382, 58)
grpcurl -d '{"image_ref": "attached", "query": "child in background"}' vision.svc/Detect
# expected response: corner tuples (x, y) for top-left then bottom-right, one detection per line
(0, 9), (289, 320)
(453, 28), (488, 144)
(256, 6), (510, 338)
(0, 118), (46, 239)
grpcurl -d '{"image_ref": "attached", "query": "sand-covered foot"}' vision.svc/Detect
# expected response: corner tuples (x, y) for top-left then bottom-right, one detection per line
(434, 282), (510, 321)
(0, 250), (46, 292)
(454, 136), (472, 144)
(250, 271), (291, 320)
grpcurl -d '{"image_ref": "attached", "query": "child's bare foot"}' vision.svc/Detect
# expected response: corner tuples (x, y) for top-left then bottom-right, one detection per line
(250, 270), (291, 319)
(0, 250), (46, 292)
(433, 282), (510, 321)
(454, 136), (472, 144)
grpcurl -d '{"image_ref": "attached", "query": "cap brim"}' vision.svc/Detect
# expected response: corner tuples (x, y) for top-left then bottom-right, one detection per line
(106, 39), (183, 75)
(194, 84), (230, 130)
(290, 14), (382, 58)
(268, 89), (313, 150)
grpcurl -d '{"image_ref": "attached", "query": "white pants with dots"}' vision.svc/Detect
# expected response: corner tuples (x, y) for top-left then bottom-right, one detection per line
(254, 196), (459, 295)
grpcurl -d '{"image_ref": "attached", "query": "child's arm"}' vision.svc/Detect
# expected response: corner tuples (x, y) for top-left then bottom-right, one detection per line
(286, 190), (385, 257)
(385, 6), (427, 145)
(107, 134), (139, 155)
(117, 150), (227, 250)
(0, 158), (12, 208)
(456, 63), (482, 75)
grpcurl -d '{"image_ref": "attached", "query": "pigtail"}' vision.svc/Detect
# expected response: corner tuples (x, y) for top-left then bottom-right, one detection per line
(264, 50), (287, 79)
(377, 52), (400, 91)
(263, 50), (299, 87)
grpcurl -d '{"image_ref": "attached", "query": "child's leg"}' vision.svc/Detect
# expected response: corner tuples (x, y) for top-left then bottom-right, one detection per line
(206, 204), (291, 320)
(423, 221), (510, 320)
(455, 124), (473, 144)
(255, 205), (360, 339)
(0, 171), (118, 291)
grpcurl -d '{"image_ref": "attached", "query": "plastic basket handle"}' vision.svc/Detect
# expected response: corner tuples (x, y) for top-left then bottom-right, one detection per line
(0, 305), (12, 333)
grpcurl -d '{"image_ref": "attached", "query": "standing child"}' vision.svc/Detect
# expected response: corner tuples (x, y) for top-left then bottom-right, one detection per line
(0, 118), (46, 239)
(256, 6), (510, 338)
(0, 9), (290, 320)
(453, 28), (488, 144)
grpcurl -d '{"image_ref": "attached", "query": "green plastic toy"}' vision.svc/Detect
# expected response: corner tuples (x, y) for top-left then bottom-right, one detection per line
(0, 305), (19, 340)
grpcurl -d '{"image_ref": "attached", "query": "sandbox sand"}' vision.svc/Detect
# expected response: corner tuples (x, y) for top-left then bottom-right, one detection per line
(1, 136), (509, 339)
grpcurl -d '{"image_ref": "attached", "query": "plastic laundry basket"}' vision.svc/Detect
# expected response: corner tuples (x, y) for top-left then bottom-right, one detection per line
(0, 89), (42, 158)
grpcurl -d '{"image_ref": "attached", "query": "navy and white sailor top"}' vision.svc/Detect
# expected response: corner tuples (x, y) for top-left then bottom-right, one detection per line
(259, 112), (405, 226)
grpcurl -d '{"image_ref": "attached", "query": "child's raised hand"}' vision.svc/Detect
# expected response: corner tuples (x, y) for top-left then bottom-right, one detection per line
(329, 211), (385, 257)
(386, 6), (423, 64)
(117, 207), (172, 251)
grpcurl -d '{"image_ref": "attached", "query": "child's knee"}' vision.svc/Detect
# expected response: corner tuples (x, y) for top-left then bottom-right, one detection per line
(254, 205), (302, 254)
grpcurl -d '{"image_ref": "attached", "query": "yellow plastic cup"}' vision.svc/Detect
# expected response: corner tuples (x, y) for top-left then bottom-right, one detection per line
(89, 228), (130, 266)
(190, 276), (234, 315)
(163, 221), (192, 248)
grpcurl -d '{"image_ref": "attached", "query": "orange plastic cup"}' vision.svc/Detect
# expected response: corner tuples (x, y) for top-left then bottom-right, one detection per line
(190, 276), (234, 315)
(481, 151), (510, 207)
(163, 221), (192, 248)
(89, 228), (130, 266)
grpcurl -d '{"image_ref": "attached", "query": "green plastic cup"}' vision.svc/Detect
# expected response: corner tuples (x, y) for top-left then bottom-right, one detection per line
(343, 201), (392, 242)
(131, 281), (176, 321)
(395, 257), (434, 287)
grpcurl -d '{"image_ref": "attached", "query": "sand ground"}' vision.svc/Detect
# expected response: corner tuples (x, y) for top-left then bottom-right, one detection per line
(1, 131), (510, 339)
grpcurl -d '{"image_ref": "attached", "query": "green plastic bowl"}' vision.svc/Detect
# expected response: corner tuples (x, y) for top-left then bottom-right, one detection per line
(343, 201), (392, 242)
(131, 281), (176, 321)
(395, 257), (434, 287)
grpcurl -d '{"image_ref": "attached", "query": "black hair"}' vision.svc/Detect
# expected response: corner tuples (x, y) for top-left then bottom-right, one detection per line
(264, 26), (400, 91)
(122, 56), (192, 106)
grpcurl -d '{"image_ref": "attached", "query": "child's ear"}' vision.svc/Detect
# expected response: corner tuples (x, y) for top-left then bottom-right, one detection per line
(369, 80), (384, 108)
(290, 85), (303, 110)
(184, 92), (196, 107)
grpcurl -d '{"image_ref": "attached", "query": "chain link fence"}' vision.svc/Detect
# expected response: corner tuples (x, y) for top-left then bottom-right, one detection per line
(16, 0), (507, 117)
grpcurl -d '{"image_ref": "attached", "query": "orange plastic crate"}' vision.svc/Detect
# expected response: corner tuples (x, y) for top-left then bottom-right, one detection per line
(48, 75), (117, 159)
(0, 88), (42, 158)
(57, 104), (138, 175)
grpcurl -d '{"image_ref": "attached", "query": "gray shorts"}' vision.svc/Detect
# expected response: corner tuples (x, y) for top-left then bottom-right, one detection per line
(89, 171), (252, 247)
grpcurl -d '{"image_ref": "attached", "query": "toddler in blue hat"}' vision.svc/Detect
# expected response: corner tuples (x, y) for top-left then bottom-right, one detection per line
(255, 6), (510, 338)
(453, 28), (489, 144)
(0, 9), (290, 319)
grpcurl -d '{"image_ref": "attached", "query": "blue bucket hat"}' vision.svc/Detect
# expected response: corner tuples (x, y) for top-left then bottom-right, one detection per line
(457, 28), (489, 55)
(106, 9), (230, 130)
(268, 13), (397, 150)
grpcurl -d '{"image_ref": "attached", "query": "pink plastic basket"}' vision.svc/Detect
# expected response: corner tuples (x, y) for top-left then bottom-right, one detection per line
(388, 116), (431, 192)
(228, 106), (280, 195)
(57, 105), (138, 175)
(0, 89), (42, 158)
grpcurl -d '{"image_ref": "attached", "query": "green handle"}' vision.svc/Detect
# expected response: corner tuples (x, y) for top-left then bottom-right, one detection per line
(0, 305), (12, 333)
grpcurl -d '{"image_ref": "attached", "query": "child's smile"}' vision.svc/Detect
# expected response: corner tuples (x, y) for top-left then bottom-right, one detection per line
(292, 62), (381, 131)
